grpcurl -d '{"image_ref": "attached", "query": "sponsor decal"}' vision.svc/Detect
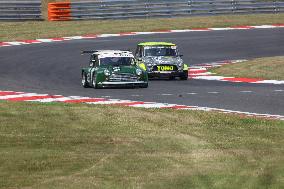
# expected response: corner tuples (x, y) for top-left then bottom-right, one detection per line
(157, 65), (174, 71)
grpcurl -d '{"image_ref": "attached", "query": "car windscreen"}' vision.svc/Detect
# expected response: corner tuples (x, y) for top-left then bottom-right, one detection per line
(100, 57), (133, 66)
(144, 46), (177, 56)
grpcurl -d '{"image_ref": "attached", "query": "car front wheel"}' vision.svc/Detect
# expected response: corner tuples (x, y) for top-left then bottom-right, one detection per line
(92, 74), (98, 89)
(82, 73), (89, 88)
(141, 83), (148, 88)
(181, 70), (188, 80)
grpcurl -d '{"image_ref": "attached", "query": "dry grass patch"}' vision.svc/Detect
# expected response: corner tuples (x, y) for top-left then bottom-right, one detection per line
(210, 56), (284, 80)
(1, 13), (284, 41)
(0, 101), (283, 189)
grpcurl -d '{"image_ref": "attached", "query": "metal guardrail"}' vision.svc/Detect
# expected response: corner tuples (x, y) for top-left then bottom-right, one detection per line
(67, 0), (284, 20)
(0, 0), (42, 21)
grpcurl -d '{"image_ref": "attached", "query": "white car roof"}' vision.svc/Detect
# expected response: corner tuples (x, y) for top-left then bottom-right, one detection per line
(93, 50), (134, 58)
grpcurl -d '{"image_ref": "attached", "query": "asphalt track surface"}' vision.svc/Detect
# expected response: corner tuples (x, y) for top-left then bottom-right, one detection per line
(0, 28), (284, 116)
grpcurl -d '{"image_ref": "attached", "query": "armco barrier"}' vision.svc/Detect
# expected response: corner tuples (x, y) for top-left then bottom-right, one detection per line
(0, 0), (42, 21)
(48, 2), (71, 21)
(48, 0), (284, 21)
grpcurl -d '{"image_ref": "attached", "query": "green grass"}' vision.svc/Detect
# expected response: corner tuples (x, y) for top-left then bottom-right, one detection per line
(210, 56), (284, 80)
(1, 13), (284, 42)
(0, 101), (283, 188)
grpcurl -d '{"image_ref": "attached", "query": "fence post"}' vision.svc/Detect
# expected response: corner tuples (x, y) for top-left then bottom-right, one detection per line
(274, 0), (278, 13)
(145, 0), (149, 19)
(231, 0), (236, 14)
(188, 0), (192, 15)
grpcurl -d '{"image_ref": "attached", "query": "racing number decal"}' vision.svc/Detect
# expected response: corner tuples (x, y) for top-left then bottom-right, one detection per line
(157, 66), (174, 71)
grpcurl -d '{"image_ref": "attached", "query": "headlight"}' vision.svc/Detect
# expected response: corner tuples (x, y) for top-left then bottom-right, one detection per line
(136, 69), (142, 76)
(177, 59), (184, 70)
(144, 61), (152, 66)
(104, 69), (111, 76)
(144, 59), (153, 67)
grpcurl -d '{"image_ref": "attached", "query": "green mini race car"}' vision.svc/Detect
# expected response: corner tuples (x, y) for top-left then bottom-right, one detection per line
(81, 50), (148, 88)
(135, 42), (188, 80)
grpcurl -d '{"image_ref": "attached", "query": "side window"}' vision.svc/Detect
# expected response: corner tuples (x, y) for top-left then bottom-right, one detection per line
(135, 46), (142, 58)
(95, 57), (99, 67)
(175, 46), (180, 56)
(89, 55), (96, 67)
(135, 46), (139, 57)
(140, 47), (143, 57)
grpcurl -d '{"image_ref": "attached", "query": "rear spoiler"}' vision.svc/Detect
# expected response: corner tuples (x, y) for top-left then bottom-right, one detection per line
(81, 50), (98, 55)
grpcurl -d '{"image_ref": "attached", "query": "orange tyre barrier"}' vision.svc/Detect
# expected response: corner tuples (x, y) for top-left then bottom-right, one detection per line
(48, 2), (71, 21)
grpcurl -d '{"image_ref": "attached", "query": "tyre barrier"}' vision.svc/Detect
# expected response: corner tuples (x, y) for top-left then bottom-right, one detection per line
(48, 2), (71, 21)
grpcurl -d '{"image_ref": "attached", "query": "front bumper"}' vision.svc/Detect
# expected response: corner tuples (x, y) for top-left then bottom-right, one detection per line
(148, 70), (186, 78)
(98, 81), (148, 87)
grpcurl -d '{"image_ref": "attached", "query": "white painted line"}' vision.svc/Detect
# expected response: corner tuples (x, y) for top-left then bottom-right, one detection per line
(130, 103), (175, 108)
(1, 25), (284, 49)
(231, 60), (248, 63)
(28, 97), (71, 102)
(252, 25), (276, 29)
(68, 96), (91, 99)
(190, 72), (214, 76)
(274, 89), (284, 92)
(87, 100), (131, 105)
(0, 90), (283, 121)
(5, 42), (28, 45)
(133, 32), (158, 35)
(255, 80), (284, 84)
(193, 76), (227, 80)
(36, 39), (54, 42)
(170, 29), (194, 33)
(208, 27), (235, 31)
(208, 92), (219, 94)
(240, 91), (253, 93)
(160, 94), (173, 96)
(97, 34), (122, 37)
(131, 94), (142, 97)
(0, 93), (48, 100)
(63, 36), (84, 40)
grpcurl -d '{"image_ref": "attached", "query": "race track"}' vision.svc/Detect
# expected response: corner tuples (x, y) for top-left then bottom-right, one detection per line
(0, 28), (284, 115)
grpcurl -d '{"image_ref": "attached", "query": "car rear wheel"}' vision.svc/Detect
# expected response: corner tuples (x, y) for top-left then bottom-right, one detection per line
(92, 74), (98, 89)
(82, 73), (89, 88)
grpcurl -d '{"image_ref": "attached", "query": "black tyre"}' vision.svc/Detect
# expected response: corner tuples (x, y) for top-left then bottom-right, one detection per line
(82, 73), (89, 88)
(141, 83), (148, 88)
(92, 74), (98, 89)
(181, 70), (188, 80)
(169, 76), (175, 80)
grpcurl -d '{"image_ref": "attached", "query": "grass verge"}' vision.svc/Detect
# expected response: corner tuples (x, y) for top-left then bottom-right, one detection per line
(209, 56), (284, 80)
(1, 13), (284, 42)
(0, 101), (283, 188)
